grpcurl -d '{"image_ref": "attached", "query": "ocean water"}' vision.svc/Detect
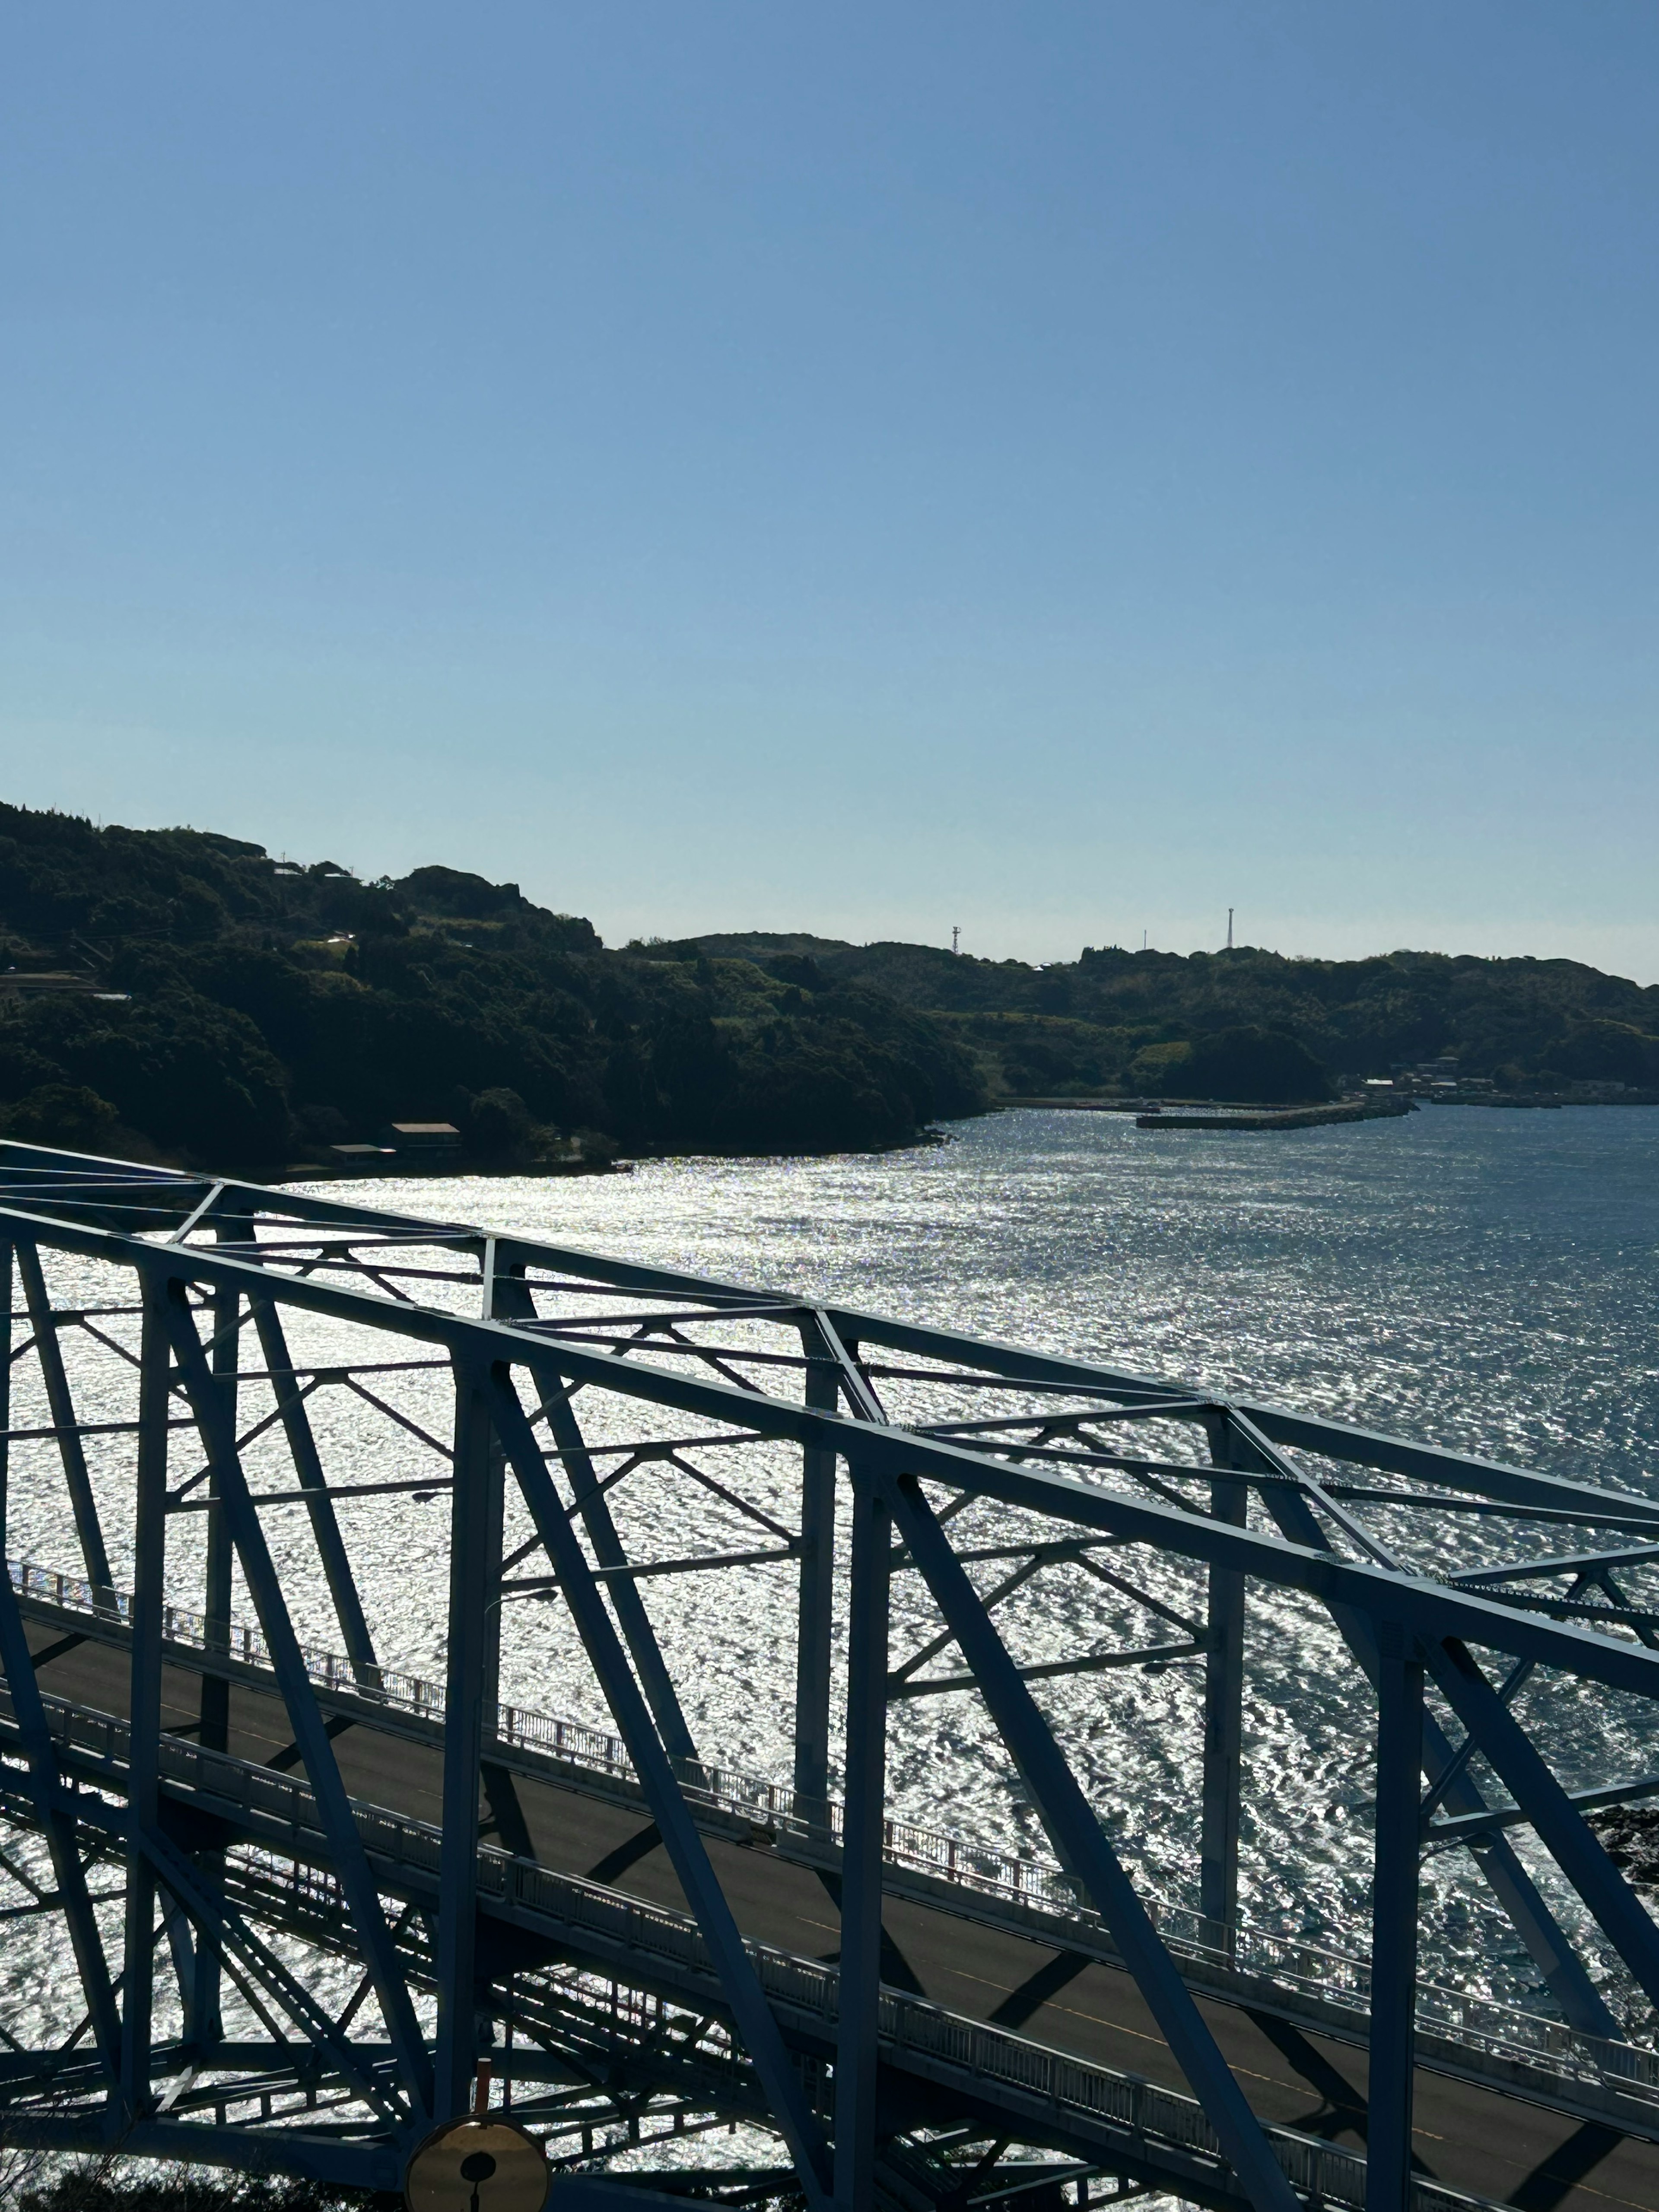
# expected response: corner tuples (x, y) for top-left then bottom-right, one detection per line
(7, 1102), (1659, 2087)
(448, 1099), (1659, 1480)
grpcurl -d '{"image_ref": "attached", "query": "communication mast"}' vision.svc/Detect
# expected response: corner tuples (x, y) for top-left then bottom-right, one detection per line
(1227, 907), (1234, 950)
(951, 925), (960, 955)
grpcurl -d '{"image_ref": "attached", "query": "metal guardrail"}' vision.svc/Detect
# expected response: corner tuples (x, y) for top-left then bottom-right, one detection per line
(0, 1678), (1509, 2212)
(12, 1555), (1658, 2111)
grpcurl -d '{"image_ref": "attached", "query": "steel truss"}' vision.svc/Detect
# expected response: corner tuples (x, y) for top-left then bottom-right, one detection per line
(0, 1141), (1656, 2210)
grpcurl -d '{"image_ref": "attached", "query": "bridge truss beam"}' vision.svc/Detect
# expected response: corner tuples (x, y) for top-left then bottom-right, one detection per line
(0, 1142), (1656, 2211)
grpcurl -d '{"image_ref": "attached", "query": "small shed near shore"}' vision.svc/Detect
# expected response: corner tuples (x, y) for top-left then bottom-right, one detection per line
(381, 1121), (462, 1159)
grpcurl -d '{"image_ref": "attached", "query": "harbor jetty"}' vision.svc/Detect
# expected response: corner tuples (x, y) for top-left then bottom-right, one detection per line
(1135, 1096), (1417, 1131)
(1000, 1094), (1417, 1132)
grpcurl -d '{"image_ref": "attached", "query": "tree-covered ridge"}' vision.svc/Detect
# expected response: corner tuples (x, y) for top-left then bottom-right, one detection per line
(675, 932), (1659, 1097)
(0, 805), (985, 1168)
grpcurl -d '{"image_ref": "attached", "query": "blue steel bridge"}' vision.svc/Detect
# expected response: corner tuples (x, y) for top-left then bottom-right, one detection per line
(1, 1142), (1659, 2212)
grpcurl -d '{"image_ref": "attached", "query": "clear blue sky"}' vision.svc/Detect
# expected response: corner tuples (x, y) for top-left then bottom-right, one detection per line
(4, 5), (1657, 973)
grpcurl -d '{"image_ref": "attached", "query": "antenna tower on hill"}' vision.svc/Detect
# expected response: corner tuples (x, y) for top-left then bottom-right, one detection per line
(1227, 907), (1234, 950)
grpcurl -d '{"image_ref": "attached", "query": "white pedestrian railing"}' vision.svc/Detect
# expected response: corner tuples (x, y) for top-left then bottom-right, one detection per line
(10, 1554), (1657, 2109)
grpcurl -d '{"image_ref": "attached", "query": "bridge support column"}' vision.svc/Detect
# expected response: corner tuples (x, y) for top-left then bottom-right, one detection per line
(479, 1259), (528, 1745)
(1367, 1628), (1423, 2212)
(199, 1232), (246, 1730)
(200, 1227), (245, 1760)
(121, 1281), (168, 2116)
(1201, 1412), (1247, 1955)
(192, 1224), (245, 2047)
(436, 1357), (493, 2120)
(0, 1238), (10, 1556)
(834, 1465), (890, 2212)
(794, 1334), (840, 1813)
(480, 1430), (505, 1747)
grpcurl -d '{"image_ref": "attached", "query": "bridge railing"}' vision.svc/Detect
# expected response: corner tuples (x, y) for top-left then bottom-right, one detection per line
(0, 1679), (1518, 2212)
(12, 1554), (1658, 2108)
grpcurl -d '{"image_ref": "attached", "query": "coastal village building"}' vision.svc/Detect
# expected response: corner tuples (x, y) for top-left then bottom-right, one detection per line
(381, 1120), (462, 1161)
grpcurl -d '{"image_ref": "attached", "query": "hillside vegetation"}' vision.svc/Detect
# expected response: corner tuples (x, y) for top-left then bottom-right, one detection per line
(0, 805), (984, 1170)
(670, 931), (1659, 1102)
(2, 801), (1655, 1173)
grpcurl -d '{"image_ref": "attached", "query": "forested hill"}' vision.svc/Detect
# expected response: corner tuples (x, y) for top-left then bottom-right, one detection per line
(0, 805), (985, 1170)
(673, 931), (1659, 1101)
(3, 801), (1656, 1175)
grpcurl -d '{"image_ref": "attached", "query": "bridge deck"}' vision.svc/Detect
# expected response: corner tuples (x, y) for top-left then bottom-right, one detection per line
(16, 1624), (1659, 2212)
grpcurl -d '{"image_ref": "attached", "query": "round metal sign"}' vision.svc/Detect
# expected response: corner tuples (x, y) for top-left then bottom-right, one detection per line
(404, 2116), (550, 2212)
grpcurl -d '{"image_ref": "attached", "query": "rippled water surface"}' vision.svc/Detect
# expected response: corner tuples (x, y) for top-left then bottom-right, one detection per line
(454, 1102), (1659, 1476)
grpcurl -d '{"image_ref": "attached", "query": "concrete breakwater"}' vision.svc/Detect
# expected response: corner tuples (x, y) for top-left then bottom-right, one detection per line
(998, 1094), (1418, 1132)
(1135, 1096), (1418, 1132)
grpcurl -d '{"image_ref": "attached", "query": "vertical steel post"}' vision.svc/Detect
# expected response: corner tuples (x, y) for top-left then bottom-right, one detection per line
(794, 1331), (840, 1812)
(1200, 1411), (1246, 1954)
(1366, 1627), (1423, 2212)
(834, 1466), (890, 2212)
(199, 1238), (241, 1752)
(478, 1265), (526, 1742)
(121, 1281), (168, 2111)
(436, 1358), (492, 2118)
(191, 1229), (242, 2046)
(0, 1238), (11, 1555)
(479, 1429), (506, 1746)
